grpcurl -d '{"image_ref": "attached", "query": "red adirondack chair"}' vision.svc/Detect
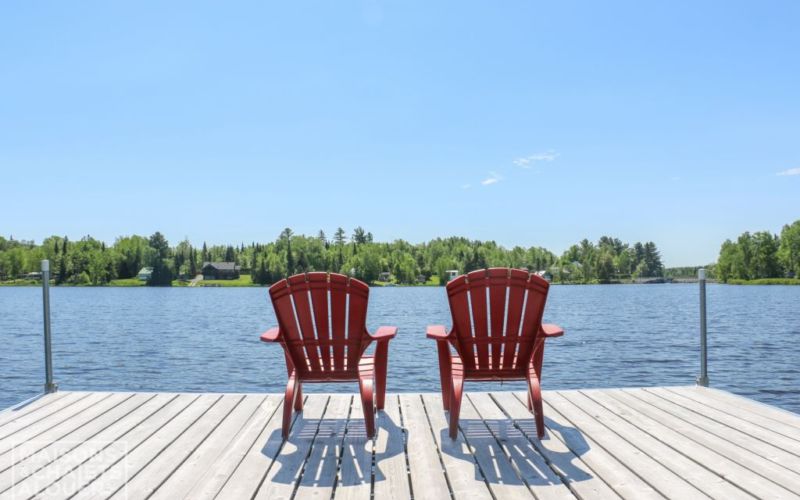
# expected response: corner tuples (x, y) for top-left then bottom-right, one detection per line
(261, 272), (396, 439)
(427, 268), (563, 439)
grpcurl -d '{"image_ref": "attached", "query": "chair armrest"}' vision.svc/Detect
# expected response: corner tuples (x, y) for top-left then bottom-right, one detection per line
(540, 323), (564, 338)
(426, 325), (452, 340)
(260, 327), (281, 342)
(371, 326), (397, 341)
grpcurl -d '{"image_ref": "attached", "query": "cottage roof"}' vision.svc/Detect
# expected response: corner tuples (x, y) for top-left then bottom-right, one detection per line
(202, 262), (239, 271)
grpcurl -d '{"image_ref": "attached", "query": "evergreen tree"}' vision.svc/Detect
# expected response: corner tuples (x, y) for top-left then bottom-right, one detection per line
(189, 248), (197, 276)
(57, 254), (67, 284)
(353, 226), (367, 245)
(286, 239), (294, 274)
(334, 227), (346, 245)
(147, 232), (172, 286)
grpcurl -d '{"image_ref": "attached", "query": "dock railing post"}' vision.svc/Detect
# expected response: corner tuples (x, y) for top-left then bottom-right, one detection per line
(41, 259), (57, 393)
(697, 268), (709, 387)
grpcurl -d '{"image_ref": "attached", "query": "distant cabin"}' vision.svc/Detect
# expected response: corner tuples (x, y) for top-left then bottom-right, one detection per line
(137, 267), (153, 281)
(202, 262), (241, 280)
(378, 271), (392, 282)
(446, 270), (460, 282)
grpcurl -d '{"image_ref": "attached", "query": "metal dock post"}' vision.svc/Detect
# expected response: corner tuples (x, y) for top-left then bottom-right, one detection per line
(42, 259), (57, 393)
(697, 268), (709, 387)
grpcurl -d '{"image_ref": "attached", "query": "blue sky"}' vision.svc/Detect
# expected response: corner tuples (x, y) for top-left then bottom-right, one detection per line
(1, 1), (798, 266)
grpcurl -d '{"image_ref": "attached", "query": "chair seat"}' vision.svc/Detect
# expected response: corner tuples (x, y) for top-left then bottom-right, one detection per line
(449, 355), (535, 381)
(296, 356), (375, 382)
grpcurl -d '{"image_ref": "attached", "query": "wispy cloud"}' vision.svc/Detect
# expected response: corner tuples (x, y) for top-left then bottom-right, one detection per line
(481, 171), (503, 185)
(460, 183), (471, 190)
(513, 150), (559, 168)
(777, 167), (800, 176)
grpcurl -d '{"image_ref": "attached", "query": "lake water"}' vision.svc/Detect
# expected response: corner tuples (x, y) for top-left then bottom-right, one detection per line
(1, 285), (798, 414)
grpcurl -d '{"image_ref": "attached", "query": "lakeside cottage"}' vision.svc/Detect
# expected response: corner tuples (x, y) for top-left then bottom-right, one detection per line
(136, 267), (153, 281)
(202, 261), (240, 280)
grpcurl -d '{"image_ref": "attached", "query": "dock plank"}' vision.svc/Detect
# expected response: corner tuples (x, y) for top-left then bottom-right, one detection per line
(528, 392), (664, 500)
(0, 392), (71, 429)
(646, 387), (800, 457)
(182, 394), (282, 500)
(109, 394), (244, 499)
(398, 394), (452, 500)
(372, 395), (412, 500)
(546, 391), (708, 499)
(0, 392), (97, 448)
(292, 394), (351, 499)
(457, 393), (536, 499)
(598, 389), (800, 498)
(334, 394), (373, 500)
(624, 389), (800, 487)
(0, 392), (128, 475)
(70, 394), (219, 500)
(6, 393), (178, 499)
(248, 395), (328, 500)
(150, 394), (272, 499)
(692, 387), (800, 429)
(570, 389), (753, 500)
(491, 391), (621, 500)
(421, 393), (496, 500)
(466, 392), (573, 500)
(0, 392), (149, 493)
(665, 386), (800, 440)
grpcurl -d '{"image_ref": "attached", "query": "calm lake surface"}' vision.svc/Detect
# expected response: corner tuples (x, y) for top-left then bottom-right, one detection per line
(1, 285), (798, 413)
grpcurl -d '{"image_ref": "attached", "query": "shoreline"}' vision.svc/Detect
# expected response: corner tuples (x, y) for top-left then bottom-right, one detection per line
(7, 280), (798, 288)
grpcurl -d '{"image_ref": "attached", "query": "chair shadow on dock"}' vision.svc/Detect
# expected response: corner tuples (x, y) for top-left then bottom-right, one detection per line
(442, 416), (594, 486)
(261, 411), (405, 487)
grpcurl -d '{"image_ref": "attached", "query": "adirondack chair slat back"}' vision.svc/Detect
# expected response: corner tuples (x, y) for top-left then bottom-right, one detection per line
(269, 272), (370, 378)
(446, 268), (550, 373)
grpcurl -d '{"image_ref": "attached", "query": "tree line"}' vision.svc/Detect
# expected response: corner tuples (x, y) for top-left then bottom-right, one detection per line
(0, 227), (664, 286)
(716, 219), (800, 282)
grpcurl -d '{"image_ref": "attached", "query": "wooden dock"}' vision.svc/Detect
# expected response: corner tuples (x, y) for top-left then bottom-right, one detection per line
(1, 387), (799, 499)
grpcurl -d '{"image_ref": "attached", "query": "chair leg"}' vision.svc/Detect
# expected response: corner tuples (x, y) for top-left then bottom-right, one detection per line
(448, 371), (463, 440)
(294, 382), (304, 411)
(283, 372), (298, 440)
(528, 339), (546, 439)
(436, 341), (452, 411)
(527, 375), (545, 439)
(374, 341), (389, 410)
(358, 375), (375, 439)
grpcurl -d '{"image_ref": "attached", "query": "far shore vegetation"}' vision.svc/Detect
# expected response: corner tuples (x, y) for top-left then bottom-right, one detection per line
(1, 219), (798, 287)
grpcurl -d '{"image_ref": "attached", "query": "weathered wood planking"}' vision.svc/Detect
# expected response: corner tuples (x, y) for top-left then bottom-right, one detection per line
(0, 387), (798, 500)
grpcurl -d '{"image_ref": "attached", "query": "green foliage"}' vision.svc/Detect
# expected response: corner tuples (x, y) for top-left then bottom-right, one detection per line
(778, 220), (800, 277)
(727, 278), (800, 285)
(550, 236), (662, 283)
(1, 228), (670, 286)
(664, 266), (716, 279)
(716, 221), (799, 282)
(146, 232), (173, 286)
